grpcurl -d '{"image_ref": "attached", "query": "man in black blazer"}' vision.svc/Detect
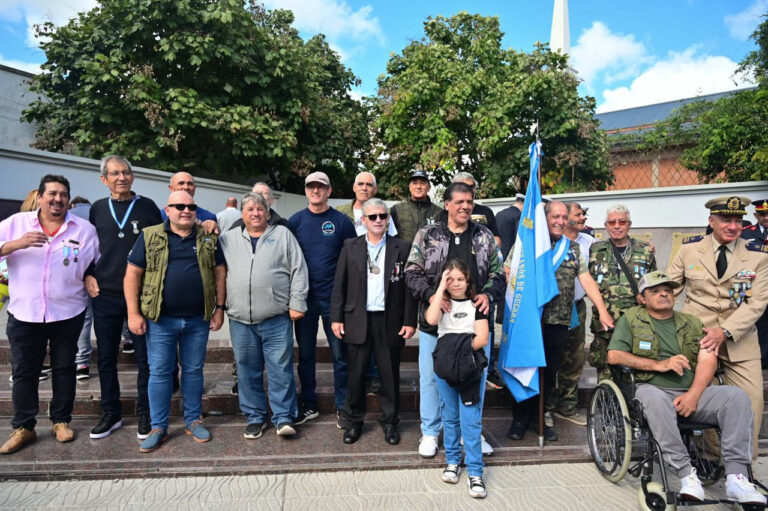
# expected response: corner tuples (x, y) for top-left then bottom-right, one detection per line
(331, 198), (417, 445)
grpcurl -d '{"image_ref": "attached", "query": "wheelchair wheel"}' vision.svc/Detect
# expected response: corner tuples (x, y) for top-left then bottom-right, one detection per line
(682, 429), (722, 486)
(587, 380), (632, 482)
(638, 482), (675, 511)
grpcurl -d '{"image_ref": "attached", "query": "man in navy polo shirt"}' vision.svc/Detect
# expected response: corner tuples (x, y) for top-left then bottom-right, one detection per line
(288, 172), (356, 424)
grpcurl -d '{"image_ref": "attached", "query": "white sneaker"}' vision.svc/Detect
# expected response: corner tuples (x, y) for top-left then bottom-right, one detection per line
(679, 467), (705, 501)
(418, 435), (439, 458)
(459, 435), (494, 456)
(726, 473), (767, 505)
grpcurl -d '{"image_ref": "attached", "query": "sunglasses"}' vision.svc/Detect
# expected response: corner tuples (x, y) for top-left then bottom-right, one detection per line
(366, 213), (389, 221)
(606, 219), (628, 226)
(167, 203), (198, 211)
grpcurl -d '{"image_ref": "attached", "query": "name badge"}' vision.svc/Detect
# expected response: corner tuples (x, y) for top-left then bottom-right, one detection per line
(638, 341), (652, 351)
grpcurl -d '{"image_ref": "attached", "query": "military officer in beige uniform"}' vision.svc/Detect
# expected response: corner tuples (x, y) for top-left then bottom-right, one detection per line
(668, 196), (768, 452)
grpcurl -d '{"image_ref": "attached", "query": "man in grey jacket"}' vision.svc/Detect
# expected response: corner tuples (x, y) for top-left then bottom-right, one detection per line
(219, 193), (309, 439)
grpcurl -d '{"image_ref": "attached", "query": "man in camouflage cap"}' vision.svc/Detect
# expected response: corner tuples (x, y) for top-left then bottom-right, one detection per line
(588, 204), (656, 380)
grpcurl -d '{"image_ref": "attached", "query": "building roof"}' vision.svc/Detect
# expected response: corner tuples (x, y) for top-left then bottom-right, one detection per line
(595, 89), (752, 132)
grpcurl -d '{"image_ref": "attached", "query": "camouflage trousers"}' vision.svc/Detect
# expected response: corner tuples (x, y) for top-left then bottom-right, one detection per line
(589, 329), (613, 382)
(555, 299), (586, 414)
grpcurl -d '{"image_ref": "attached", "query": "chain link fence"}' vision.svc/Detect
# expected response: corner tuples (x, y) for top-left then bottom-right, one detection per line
(607, 145), (703, 190)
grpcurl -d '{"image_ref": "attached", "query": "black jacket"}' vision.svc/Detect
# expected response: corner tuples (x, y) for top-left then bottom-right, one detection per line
(330, 235), (417, 347)
(432, 333), (488, 405)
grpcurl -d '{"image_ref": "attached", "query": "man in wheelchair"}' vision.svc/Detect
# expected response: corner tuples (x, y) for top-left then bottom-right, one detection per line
(606, 271), (765, 505)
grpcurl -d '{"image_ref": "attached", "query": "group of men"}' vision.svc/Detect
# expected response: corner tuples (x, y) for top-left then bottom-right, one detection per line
(1, 157), (767, 504)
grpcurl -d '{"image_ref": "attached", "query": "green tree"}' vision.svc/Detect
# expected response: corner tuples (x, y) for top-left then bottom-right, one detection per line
(618, 14), (768, 183)
(22, 0), (370, 192)
(372, 12), (610, 198)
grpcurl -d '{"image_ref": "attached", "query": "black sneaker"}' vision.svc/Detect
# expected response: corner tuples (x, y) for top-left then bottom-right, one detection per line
(485, 369), (504, 390)
(90, 415), (122, 439)
(366, 376), (382, 395)
(122, 340), (134, 354)
(336, 410), (347, 430)
(231, 382), (238, 396)
(294, 406), (319, 426)
(244, 422), (266, 439)
(76, 365), (90, 380)
(276, 422), (296, 436)
(137, 414), (151, 440)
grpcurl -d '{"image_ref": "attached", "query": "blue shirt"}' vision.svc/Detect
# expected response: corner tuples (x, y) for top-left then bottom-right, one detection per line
(288, 207), (356, 300)
(160, 205), (217, 223)
(366, 235), (386, 311)
(128, 224), (225, 317)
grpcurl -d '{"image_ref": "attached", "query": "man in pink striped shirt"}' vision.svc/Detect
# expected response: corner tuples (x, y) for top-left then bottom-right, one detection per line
(0, 175), (99, 454)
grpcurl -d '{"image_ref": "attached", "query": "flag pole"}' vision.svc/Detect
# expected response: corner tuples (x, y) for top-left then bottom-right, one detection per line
(535, 122), (545, 450)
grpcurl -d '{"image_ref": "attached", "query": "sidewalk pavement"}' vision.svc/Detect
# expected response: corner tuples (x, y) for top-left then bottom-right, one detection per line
(3, 458), (767, 511)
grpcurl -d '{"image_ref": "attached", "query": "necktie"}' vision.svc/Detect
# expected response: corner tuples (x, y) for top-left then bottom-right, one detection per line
(716, 245), (728, 279)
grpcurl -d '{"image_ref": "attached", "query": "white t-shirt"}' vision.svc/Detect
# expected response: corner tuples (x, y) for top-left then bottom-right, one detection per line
(573, 232), (596, 301)
(437, 298), (486, 336)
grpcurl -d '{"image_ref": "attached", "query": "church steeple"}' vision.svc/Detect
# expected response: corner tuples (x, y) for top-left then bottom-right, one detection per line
(550, 0), (570, 56)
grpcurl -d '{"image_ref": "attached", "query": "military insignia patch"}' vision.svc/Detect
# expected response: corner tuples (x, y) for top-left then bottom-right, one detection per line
(744, 240), (768, 253)
(682, 235), (703, 244)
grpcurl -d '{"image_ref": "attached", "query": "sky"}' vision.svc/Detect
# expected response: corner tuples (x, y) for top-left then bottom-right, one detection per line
(0, 0), (765, 113)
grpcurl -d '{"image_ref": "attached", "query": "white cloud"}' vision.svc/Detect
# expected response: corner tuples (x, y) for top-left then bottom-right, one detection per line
(571, 21), (650, 90)
(262, 0), (384, 44)
(724, 0), (768, 40)
(597, 47), (754, 113)
(0, 54), (41, 74)
(0, 0), (97, 47)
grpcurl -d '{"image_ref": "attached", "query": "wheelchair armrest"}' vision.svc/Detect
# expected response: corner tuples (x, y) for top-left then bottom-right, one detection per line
(608, 364), (637, 401)
(714, 367), (725, 386)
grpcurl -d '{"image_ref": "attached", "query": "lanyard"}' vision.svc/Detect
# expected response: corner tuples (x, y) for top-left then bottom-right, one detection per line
(41, 223), (62, 241)
(108, 195), (139, 235)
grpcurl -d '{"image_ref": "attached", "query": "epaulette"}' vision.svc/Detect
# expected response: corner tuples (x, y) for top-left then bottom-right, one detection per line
(682, 235), (703, 244)
(743, 224), (757, 232)
(745, 239), (768, 253)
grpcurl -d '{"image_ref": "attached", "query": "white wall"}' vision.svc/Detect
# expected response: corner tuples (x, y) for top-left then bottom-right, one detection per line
(0, 66), (38, 150)
(0, 145), (308, 218)
(479, 181), (768, 228)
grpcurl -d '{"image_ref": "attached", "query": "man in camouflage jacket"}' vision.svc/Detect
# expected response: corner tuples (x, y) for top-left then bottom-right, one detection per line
(405, 182), (505, 458)
(588, 204), (656, 379)
(390, 170), (443, 244)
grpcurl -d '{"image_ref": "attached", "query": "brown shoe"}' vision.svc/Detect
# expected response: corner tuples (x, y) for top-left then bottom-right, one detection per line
(52, 423), (75, 443)
(0, 427), (36, 454)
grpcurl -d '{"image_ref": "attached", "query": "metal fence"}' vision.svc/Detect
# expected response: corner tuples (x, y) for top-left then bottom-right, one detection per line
(607, 146), (703, 191)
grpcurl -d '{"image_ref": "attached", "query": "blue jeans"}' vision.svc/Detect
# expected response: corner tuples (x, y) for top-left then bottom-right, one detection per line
(418, 330), (441, 436)
(295, 298), (348, 410)
(145, 315), (210, 430)
(229, 314), (298, 426)
(435, 341), (490, 477)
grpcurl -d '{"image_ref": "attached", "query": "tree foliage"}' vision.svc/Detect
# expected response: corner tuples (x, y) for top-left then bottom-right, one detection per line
(615, 14), (768, 183)
(22, 0), (371, 192)
(371, 12), (610, 198)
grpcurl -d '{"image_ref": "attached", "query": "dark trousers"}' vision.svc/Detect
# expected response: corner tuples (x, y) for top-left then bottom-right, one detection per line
(342, 312), (401, 425)
(7, 311), (85, 430)
(92, 293), (149, 417)
(513, 322), (569, 425)
(757, 309), (768, 366)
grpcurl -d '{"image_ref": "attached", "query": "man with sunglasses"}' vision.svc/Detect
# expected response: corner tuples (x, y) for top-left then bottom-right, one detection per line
(587, 204), (656, 380)
(86, 155), (162, 441)
(288, 172), (356, 425)
(125, 191), (226, 452)
(331, 198), (416, 445)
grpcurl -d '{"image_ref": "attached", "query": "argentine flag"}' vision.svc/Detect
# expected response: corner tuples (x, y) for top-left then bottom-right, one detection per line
(498, 141), (560, 401)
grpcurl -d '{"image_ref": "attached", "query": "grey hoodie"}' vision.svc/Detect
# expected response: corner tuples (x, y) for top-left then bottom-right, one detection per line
(219, 224), (308, 325)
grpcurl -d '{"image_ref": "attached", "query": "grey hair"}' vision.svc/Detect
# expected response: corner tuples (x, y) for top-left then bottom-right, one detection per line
(355, 171), (377, 187)
(361, 198), (388, 216)
(544, 200), (566, 215)
(251, 182), (274, 200)
(99, 155), (132, 177)
(452, 172), (477, 187)
(605, 204), (631, 222)
(563, 200), (583, 214)
(241, 192), (269, 212)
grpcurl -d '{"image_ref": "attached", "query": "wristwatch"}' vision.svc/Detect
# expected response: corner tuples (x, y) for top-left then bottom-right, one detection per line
(215, 304), (228, 311)
(723, 328), (732, 339)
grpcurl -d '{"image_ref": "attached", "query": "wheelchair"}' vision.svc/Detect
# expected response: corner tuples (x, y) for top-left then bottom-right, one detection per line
(586, 365), (767, 511)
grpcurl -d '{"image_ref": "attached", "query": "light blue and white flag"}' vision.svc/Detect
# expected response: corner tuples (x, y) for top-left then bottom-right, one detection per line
(498, 141), (560, 401)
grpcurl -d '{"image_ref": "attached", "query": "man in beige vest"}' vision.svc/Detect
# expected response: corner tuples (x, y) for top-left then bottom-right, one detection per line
(668, 195), (768, 453)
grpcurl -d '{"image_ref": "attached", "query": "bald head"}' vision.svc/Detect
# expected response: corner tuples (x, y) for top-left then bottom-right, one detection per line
(165, 190), (196, 232)
(252, 182), (275, 207)
(226, 196), (237, 208)
(169, 172), (196, 196)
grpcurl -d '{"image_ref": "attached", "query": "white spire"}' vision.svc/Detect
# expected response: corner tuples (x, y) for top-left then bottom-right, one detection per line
(550, 0), (570, 56)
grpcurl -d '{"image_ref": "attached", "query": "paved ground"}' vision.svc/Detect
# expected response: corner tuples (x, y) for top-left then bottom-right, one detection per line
(3, 458), (768, 510)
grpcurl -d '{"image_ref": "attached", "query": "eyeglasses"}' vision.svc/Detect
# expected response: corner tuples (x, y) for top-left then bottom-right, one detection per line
(606, 219), (629, 226)
(366, 213), (388, 221)
(107, 171), (132, 178)
(167, 203), (198, 211)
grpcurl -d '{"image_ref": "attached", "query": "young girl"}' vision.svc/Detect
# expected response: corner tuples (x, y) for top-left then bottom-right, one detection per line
(425, 259), (490, 499)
